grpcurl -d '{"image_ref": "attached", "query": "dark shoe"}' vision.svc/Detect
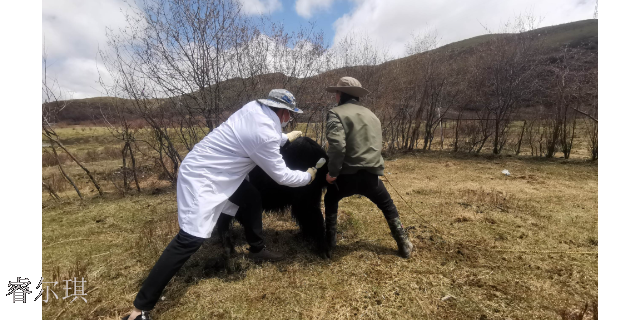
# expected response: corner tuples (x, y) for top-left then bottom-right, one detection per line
(387, 217), (414, 259)
(121, 311), (152, 320)
(323, 227), (337, 259)
(247, 247), (285, 262)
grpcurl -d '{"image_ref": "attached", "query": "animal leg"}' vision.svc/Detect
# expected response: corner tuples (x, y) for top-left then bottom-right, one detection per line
(292, 202), (328, 258)
(217, 213), (236, 257)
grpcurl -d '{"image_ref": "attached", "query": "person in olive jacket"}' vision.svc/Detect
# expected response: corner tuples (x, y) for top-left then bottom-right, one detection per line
(324, 76), (414, 259)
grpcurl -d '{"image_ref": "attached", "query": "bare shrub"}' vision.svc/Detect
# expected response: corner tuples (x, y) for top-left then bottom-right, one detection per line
(43, 47), (102, 197)
(83, 149), (101, 163)
(102, 145), (123, 160)
(470, 15), (543, 154)
(42, 151), (70, 167)
(457, 120), (484, 153)
(47, 173), (72, 194)
(101, 0), (329, 183)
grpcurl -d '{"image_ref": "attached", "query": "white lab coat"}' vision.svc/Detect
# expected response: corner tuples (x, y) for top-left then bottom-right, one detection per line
(176, 101), (311, 238)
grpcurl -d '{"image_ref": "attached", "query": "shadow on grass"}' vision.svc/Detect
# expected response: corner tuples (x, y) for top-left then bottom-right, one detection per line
(330, 239), (398, 259)
(144, 224), (402, 316)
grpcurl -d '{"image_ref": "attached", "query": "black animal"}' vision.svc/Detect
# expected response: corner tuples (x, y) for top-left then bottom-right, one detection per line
(218, 137), (330, 257)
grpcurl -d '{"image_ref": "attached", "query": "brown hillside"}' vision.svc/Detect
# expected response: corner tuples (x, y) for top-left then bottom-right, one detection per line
(50, 19), (597, 124)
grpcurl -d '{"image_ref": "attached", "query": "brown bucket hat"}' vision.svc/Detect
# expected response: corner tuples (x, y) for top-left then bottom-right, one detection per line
(325, 76), (370, 97)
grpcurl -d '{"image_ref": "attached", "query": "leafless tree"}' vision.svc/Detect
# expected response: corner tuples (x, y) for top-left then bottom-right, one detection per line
(580, 66), (598, 160)
(100, 0), (330, 182)
(43, 50), (103, 198)
(541, 47), (575, 158)
(100, 45), (183, 183)
(101, 0), (252, 183)
(521, 115), (548, 157)
(513, 120), (527, 155)
(400, 53), (461, 150)
(42, 181), (61, 201)
(115, 0), (252, 131)
(329, 32), (392, 111)
(452, 111), (463, 152)
(405, 27), (439, 56)
(98, 95), (141, 193)
(474, 15), (542, 154)
(535, 38), (597, 159)
(378, 29), (444, 151)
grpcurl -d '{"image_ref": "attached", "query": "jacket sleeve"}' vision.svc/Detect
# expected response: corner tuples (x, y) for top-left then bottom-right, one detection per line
(249, 138), (311, 187)
(326, 111), (346, 177)
(280, 133), (289, 147)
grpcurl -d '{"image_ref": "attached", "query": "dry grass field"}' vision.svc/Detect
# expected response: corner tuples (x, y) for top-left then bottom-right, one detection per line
(42, 126), (597, 320)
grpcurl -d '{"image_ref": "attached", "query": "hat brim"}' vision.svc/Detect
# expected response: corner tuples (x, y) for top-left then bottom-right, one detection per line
(325, 86), (370, 97)
(257, 99), (303, 113)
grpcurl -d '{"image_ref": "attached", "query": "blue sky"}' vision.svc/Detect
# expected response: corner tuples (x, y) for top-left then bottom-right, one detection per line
(43, 0), (597, 99)
(268, 0), (354, 47)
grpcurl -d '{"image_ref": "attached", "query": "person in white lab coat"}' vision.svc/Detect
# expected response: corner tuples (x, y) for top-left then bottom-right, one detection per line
(122, 89), (318, 320)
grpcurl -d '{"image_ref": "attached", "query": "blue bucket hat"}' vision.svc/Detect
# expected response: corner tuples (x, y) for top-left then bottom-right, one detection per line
(257, 89), (303, 114)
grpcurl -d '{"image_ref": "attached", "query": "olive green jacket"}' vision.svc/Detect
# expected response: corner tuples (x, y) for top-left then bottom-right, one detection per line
(326, 100), (385, 177)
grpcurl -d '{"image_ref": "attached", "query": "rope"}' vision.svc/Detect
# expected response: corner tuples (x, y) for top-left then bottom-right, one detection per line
(380, 175), (597, 256)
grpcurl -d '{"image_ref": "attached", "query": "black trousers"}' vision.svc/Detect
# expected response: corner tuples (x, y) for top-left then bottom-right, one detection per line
(218, 179), (265, 252)
(133, 180), (265, 311)
(324, 170), (399, 229)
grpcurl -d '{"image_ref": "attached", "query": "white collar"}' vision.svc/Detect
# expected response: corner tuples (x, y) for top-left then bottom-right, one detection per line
(258, 101), (283, 135)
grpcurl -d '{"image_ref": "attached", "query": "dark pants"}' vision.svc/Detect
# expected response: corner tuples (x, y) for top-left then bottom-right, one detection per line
(133, 180), (265, 311)
(324, 170), (399, 230)
(218, 179), (265, 252)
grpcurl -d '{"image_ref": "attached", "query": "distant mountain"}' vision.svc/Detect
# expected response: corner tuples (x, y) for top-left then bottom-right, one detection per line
(49, 19), (597, 124)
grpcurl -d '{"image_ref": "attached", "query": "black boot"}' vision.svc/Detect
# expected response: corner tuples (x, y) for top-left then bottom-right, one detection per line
(387, 217), (414, 258)
(325, 211), (338, 256)
(122, 311), (152, 320)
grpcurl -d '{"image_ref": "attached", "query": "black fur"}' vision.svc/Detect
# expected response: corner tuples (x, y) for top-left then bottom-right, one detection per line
(232, 137), (330, 257)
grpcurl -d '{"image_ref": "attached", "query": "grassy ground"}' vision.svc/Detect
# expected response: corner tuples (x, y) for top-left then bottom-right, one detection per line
(42, 144), (597, 319)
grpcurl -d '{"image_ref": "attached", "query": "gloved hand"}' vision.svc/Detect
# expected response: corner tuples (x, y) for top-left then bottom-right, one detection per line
(306, 167), (317, 185)
(286, 131), (303, 143)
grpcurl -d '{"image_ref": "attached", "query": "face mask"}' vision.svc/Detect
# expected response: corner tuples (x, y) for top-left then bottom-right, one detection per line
(280, 110), (291, 128)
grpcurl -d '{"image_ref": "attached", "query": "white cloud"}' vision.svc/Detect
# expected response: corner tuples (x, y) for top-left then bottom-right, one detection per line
(295, 0), (336, 18)
(43, 0), (598, 99)
(48, 58), (112, 100)
(332, 0), (597, 58)
(43, 0), (131, 98)
(237, 0), (282, 15)
(225, 34), (328, 79)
